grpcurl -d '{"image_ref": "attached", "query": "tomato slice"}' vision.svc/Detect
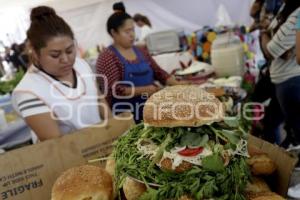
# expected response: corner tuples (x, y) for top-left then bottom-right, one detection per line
(178, 147), (204, 157)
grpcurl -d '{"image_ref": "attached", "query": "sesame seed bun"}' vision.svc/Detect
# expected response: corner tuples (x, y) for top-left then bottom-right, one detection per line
(143, 85), (225, 127)
(51, 165), (113, 200)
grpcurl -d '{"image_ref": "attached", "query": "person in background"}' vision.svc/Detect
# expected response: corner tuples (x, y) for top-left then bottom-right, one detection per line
(96, 12), (187, 123)
(3, 46), (11, 64)
(0, 57), (4, 77)
(17, 41), (30, 70)
(6, 44), (20, 69)
(113, 2), (126, 13)
(290, 14), (300, 197)
(0, 42), (6, 76)
(12, 6), (111, 141)
(9, 43), (28, 71)
(250, 0), (284, 145)
(133, 13), (153, 43)
(249, 0), (283, 32)
(260, 0), (300, 147)
(249, 0), (265, 32)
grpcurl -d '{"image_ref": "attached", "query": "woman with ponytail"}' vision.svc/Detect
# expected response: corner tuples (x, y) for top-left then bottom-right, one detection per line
(133, 13), (153, 42)
(12, 6), (111, 141)
(97, 12), (186, 123)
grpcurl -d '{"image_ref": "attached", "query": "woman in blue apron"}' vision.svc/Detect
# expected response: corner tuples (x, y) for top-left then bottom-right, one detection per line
(97, 12), (185, 123)
(109, 45), (154, 123)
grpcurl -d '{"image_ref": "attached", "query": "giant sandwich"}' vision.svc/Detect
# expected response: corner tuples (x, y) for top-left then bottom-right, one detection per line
(112, 85), (251, 200)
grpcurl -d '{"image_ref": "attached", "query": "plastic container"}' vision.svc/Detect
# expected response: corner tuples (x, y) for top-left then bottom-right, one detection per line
(146, 30), (180, 55)
(211, 33), (244, 77)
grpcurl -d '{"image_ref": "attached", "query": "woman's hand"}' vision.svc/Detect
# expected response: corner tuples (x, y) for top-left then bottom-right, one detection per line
(166, 76), (192, 86)
(281, 49), (293, 60)
(147, 84), (161, 95)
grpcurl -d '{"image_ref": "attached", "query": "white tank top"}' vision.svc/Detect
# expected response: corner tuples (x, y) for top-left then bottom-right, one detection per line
(12, 57), (101, 135)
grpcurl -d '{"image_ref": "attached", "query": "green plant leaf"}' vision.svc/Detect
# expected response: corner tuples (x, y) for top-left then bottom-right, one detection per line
(202, 154), (225, 172)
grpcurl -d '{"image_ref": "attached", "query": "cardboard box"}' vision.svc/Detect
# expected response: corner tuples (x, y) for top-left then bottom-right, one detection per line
(0, 113), (134, 200)
(248, 135), (298, 197)
(0, 115), (296, 200)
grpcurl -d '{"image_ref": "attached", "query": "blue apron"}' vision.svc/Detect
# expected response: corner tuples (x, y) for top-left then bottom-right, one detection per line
(110, 45), (154, 123)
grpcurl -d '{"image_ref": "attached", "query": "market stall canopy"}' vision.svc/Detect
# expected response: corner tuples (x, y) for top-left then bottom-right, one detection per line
(0, 0), (254, 49)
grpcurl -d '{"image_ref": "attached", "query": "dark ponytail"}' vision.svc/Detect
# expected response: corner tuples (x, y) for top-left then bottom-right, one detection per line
(27, 6), (74, 53)
(106, 12), (132, 36)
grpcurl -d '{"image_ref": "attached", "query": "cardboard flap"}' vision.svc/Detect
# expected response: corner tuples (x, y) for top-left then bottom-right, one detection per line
(249, 135), (298, 196)
(0, 113), (134, 200)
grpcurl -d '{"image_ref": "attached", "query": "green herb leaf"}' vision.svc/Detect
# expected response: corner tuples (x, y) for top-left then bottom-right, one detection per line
(202, 154), (225, 172)
(152, 134), (172, 164)
(180, 132), (209, 147)
(224, 117), (239, 128)
(221, 130), (241, 145)
(139, 188), (158, 200)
